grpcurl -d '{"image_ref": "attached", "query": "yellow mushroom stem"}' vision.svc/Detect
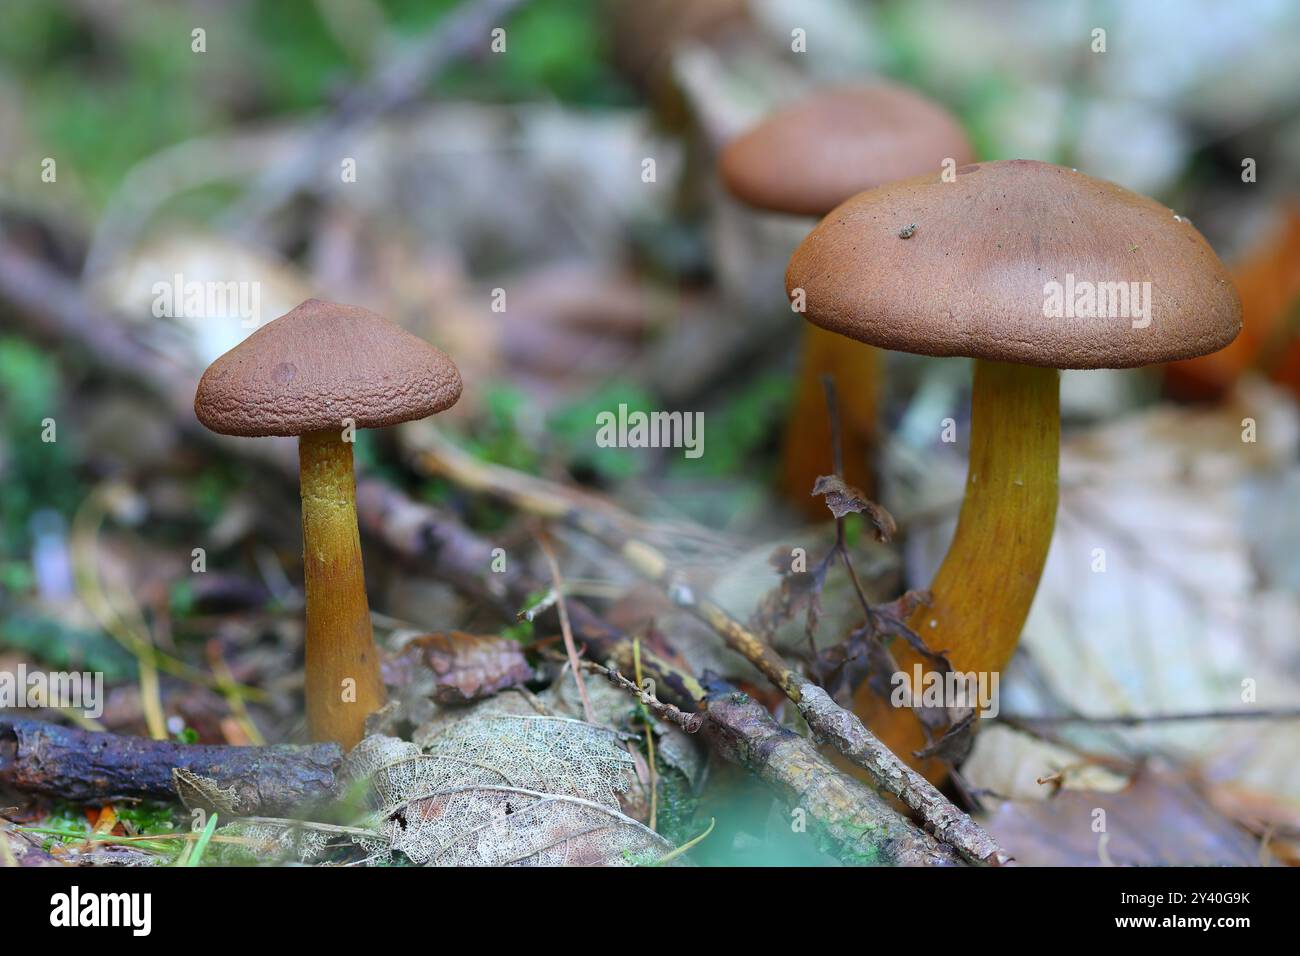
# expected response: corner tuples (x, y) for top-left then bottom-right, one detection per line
(853, 358), (1059, 782)
(783, 325), (882, 514)
(298, 428), (385, 747)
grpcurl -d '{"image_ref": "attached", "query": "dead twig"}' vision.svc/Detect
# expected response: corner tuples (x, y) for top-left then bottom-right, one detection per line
(1003, 707), (1300, 727)
(534, 527), (595, 724)
(575, 658), (703, 734)
(0, 718), (341, 816)
(699, 678), (962, 866)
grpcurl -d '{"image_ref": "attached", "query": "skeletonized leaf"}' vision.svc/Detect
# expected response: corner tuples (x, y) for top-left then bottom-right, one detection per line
(217, 819), (344, 864)
(343, 694), (674, 866)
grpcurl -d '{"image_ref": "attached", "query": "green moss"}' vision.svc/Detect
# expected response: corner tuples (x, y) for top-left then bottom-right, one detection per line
(650, 757), (700, 849)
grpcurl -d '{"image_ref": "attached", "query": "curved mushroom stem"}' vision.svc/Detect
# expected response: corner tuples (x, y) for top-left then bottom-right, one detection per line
(298, 429), (385, 747)
(853, 359), (1059, 781)
(783, 326), (881, 513)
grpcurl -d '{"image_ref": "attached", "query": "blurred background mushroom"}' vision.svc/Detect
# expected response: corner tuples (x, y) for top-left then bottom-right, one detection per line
(719, 82), (973, 514)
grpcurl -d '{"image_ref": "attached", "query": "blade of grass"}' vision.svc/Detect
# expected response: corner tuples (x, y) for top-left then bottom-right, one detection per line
(651, 817), (715, 866)
(183, 812), (219, 867)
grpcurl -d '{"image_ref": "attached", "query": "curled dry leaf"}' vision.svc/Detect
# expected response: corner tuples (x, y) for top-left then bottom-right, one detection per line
(172, 767), (242, 816)
(811, 475), (897, 541)
(403, 631), (534, 705)
(913, 710), (978, 765)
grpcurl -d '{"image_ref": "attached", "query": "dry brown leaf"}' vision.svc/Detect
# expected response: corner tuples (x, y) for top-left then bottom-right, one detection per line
(984, 768), (1261, 866)
(403, 631), (534, 705)
(811, 475), (896, 541)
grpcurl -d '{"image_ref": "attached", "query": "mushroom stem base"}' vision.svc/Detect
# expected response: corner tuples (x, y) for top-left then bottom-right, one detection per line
(852, 359), (1059, 781)
(299, 429), (385, 747)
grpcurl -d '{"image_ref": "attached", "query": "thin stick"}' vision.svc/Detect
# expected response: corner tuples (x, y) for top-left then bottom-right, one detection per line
(633, 638), (658, 830)
(574, 658), (704, 734)
(534, 529), (595, 724)
(1004, 707), (1300, 727)
(224, 0), (528, 235)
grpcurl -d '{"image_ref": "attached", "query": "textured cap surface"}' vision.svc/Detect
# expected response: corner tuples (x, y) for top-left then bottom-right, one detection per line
(195, 298), (462, 436)
(720, 83), (974, 217)
(785, 160), (1242, 369)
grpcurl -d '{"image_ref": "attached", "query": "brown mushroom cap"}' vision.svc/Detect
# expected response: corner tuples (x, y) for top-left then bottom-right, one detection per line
(785, 159), (1243, 369)
(719, 83), (975, 217)
(195, 298), (462, 437)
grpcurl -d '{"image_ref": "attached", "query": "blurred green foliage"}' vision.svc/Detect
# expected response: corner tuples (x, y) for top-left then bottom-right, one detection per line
(548, 381), (658, 482)
(670, 370), (788, 479)
(0, 611), (138, 679)
(1, 0), (633, 208)
(688, 769), (839, 867)
(116, 801), (184, 834)
(458, 384), (544, 474)
(0, 337), (82, 558)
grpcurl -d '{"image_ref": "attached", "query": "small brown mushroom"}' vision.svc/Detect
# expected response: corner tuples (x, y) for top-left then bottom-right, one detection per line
(195, 298), (462, 748)
(786, 159), (1241, 779)
(719, 83), (974, 515)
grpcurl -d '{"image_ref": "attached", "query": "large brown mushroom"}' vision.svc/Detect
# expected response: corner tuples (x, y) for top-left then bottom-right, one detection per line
(195, 298), (462, 747)
(720, 83), (974, 514)
(786, 159), (1241, 779)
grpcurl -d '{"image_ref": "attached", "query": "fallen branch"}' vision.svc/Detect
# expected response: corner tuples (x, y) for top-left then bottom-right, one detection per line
(795, 684), (1007, 864)
(0, 718), (342, 816)
(700, 679), (963, 867)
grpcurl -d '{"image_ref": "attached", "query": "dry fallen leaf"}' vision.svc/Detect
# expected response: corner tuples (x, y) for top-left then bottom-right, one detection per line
(811, 474), (896, 541)
(344, 692), (674, 866)
(984, 768), (1261, 866)
(399, 631), (534, 705)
